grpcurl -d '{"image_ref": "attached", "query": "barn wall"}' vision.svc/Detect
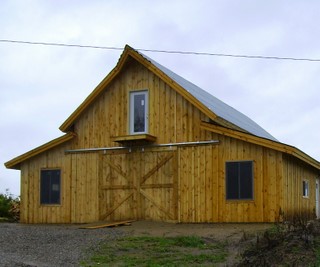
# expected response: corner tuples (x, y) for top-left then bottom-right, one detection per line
(18, 59), (320, 224)
(19, 142), (100, 224)
(178, 134), (284, 223)
(282, 154), (318, 219)
(72, 61), (209, 149)
(20, 142), (72, 223)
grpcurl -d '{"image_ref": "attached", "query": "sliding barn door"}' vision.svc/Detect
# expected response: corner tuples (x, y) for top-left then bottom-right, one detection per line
(99, 150), (177, 222)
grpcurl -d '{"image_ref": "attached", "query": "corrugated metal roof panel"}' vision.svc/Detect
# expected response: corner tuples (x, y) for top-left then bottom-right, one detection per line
(141, 52), (278, 141)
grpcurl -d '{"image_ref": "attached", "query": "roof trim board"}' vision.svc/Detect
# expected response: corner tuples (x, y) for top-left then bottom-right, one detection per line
(5, 133), (75, 170)
(200, 121), (320, 170)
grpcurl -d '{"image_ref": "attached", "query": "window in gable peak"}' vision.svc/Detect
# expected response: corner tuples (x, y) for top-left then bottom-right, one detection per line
(129, 90), (148, 134)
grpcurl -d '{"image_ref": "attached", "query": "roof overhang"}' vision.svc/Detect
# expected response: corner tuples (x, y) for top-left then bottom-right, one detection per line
(200, 121), (320, 170)
(5, 132), (75, 170)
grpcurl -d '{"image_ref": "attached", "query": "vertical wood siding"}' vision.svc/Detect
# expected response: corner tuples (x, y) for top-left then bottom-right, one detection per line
(20, 143), (73, 223)
(73, 61), (205, 148)
(282, 154), (318, 219)
(18, 59), (319, 223)
(177, 137), (284, 223)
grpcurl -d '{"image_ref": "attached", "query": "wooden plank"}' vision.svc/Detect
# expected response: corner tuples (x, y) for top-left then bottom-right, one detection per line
(80, 220), (135, 229)
(172, 151), (178, 221)
(194, 147), (200, 222)
(141, 183), (174, 189)
(213, 144), (220, 222)
(169, 86), (176, 143)
(112, 134), (157, 143)
(199, 146), (206, 222)
(140, 189), (174, 220)
(154, 76), (160, 140)
(101, 185), (134, 190)
(20, 164), (29, 223)
(158, 81), (166, 143)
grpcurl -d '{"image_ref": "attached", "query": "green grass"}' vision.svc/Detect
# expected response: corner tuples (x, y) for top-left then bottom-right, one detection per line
(81, 235), (227, 267)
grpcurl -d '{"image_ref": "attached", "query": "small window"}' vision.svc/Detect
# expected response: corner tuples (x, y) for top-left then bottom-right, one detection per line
(303, 180), (309, 198)
(130, 91), (148, 134)
(226, 161), (253, 200)
(40, 169), (61, 205)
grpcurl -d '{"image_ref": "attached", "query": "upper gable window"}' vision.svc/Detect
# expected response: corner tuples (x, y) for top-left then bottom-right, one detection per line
(129, 90), (148, 134)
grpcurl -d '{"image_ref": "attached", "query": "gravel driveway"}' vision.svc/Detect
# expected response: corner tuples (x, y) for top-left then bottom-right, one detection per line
(0, 223), (124, 267)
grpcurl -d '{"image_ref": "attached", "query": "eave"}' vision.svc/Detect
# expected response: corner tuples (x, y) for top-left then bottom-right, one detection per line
(5, 132), (75, 170)
(200, 121), (320, 170)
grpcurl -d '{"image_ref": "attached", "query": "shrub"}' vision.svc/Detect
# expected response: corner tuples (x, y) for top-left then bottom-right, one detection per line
(0, 189), (20, 221)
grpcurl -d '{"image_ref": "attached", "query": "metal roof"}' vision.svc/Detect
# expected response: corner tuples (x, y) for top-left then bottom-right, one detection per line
(140, 52), (278, 142)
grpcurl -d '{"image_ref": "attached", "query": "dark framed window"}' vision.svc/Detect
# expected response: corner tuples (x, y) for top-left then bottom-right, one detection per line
(226, 161), (253, 200)
(40, 169), (61, 205)
(129, 90), (148, 134)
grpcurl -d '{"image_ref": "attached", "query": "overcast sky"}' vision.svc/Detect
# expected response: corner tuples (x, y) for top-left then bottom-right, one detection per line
(1, 0), (320, 196)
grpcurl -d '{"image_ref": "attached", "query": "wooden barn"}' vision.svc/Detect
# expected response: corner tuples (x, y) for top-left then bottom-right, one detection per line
(5, 45), (320, 224)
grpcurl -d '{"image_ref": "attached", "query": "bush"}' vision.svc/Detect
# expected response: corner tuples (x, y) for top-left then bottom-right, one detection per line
(0, 189), (20, 221)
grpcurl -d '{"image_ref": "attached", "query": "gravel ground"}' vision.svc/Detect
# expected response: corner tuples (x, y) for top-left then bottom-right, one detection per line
(0, 223), (125, 267)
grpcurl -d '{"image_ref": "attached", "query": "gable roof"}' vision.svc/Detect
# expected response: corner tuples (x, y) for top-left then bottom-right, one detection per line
(142, 53), (277, 141)
(60, 45), (277, 142)
(5, 45), (319, 171)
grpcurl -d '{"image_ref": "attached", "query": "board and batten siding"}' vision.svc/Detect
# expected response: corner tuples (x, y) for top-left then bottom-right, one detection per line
(282, 154), (318, 219)
(19, 142), (100, 224)
(177, 134), (284, 223)
(20, 142), (72, 223)
(17, 59), (319, 224)
(72, 61), (208, 149)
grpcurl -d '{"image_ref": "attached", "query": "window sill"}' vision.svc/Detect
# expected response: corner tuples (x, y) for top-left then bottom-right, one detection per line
(112, 134), (157, 145)
(40, 204), (62, 207)
(226, 199), (255, 203)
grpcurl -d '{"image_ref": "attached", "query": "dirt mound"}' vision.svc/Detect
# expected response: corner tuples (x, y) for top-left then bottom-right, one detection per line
(238, 220), (320, 266)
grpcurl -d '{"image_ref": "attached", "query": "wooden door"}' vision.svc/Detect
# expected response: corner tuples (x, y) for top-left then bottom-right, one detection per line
(99, 149), (177, 222)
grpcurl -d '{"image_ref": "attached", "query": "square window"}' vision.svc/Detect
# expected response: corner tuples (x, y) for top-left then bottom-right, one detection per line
(130, 91), (148, 134)
(226, 161), (253, 200)
(40, 169), (61, 205)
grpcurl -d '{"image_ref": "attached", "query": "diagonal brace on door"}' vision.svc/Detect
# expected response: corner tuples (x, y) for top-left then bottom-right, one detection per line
(101, 192), (134, 220)
(139, 189), (174, 220)
(140, 154), (174, 185)
(104, 159), (135, 188)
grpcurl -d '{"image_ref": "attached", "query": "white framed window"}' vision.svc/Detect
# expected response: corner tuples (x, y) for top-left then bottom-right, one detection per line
(129, 90), (148, 134)
(303, 180), (309, 198)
